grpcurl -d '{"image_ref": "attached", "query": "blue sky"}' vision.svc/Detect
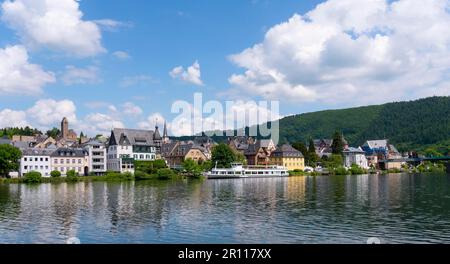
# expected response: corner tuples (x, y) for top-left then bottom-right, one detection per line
(0, 0), (449, 136)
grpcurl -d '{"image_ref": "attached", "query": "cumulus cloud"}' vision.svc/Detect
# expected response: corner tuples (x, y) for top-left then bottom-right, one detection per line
(112, 51), (130, 60)
(228, 0), (450, 105)
(138, 113), (166, 131)
(0, 109), (29, 128)
(0, 45), (55, 95)
(61, 65), (101, 85)
(26, 99), (77, 128)
(1, 0), (106, 57)
(122, 102), (143, 116)
(170, 60), (204, 86)
(78, 113), (124, 136)
(169, 100), (280, 136)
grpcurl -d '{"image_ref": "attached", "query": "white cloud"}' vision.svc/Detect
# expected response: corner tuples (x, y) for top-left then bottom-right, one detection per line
(120, 75), (155, 87)
(168, 100), (281, 137)
(228, 0), (450, 105)
(61, 65), (100, 85)
(93, 19), (130, 31)
(170, 60), (204, 86)
(0, 109), (29, 128)
(26, 99), (77, 128)
(0, 45), (55, 95)
(112, 51), (130, 60)
(138, 113), (165, 131)
(1, 0), (106, 57)
(78, 113), (124, 136)
(122, 102), (143, 116)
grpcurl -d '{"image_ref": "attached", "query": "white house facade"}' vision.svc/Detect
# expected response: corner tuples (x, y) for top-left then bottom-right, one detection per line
(343, 147), (369, 169)
(83, 140), (107, 176)
(19, 149), (53, 177)
(107, 128), (158, 173)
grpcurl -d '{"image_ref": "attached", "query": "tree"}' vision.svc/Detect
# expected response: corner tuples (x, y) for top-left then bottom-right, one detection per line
(293, 141), (309, 164)
(51, 170), (61, 178)
(307, 139), (319, 166)
(331, 131), (345, 155)
(24, 171), (42, 184)
(66, 170), (79, 182)
(46, 127), (60, 138)
(156, 168), (176, 180)
(211, 143), (237, 168)
(0, 144), (21, 178)
(182, 158), (202, 177)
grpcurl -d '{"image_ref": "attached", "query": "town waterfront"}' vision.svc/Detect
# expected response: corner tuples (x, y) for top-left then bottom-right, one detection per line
(1, 173), (450, 244)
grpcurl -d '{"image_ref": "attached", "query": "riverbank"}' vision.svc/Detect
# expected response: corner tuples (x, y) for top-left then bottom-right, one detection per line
(0, 171), (203, 185)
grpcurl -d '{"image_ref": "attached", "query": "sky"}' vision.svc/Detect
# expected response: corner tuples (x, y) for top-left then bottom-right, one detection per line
(0, 0), (449, 137)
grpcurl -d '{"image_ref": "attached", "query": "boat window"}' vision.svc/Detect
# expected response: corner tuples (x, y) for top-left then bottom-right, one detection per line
(258, 172), (263, 175)
(228, 172), (234, 175)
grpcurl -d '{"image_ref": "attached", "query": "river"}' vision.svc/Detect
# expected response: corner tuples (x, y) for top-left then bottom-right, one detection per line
(1, 173), (450, 244)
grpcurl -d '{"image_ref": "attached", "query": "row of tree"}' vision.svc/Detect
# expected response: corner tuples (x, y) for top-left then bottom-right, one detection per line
(292, 131), (346, 167)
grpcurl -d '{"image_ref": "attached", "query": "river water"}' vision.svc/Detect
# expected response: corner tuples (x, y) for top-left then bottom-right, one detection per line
(1, 173), (450, 244)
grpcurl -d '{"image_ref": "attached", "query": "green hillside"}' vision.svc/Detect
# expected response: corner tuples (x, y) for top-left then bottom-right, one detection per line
(178, 96), (449, 155)
(278, 96), (450, 153)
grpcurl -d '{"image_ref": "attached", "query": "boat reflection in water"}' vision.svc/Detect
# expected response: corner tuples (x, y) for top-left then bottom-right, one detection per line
(206, 163), (289, 179)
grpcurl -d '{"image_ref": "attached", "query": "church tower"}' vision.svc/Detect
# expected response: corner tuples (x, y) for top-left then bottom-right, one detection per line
(61, 117), (69, 139)
(162, 121), (169, 144)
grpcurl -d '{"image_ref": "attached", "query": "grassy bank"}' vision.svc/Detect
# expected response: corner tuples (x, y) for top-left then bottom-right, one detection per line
(0, 170), (196, 185)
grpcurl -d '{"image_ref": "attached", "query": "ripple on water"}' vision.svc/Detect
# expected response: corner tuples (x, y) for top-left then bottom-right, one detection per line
(1, 174), (450, 243)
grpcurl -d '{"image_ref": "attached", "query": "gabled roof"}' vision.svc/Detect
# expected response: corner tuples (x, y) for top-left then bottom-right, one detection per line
(51, 148), (88, 157)
(21, 148), (55, 156)
(272, 144), (304, 158)
(0, 136), (11, 145)
(109, 128), (155, 146)
(343, 147), (365, 154)
(364, 140), (388, 149)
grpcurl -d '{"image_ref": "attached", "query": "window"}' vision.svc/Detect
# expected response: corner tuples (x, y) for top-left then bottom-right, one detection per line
(24, 166), (28, 170)
(146, 155), (150, 159)
(40, 166), (43, 169)
(66, 159), (70, 164)
(40, 158), (43, 162)
(61, 167), (65, 172)
(35, 158), (38, 162)
(45, 166), (49, 169)
(45, 158), (48, 161)
(61, 159), (64, 164)
(24, 157), (27, 161)
(78, 159), (82, 164)
(72, 159), (75, 163)
(140, 155), (144, 159)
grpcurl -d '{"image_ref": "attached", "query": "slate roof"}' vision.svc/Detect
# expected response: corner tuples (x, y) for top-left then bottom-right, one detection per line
(272, 144), (304, 158)
(21, 148), (55, 156)
(51, 148), (88, 157)
(110, 128), (155, 146)
(0, 136), (11, 145)
(343, 147), (365, 154)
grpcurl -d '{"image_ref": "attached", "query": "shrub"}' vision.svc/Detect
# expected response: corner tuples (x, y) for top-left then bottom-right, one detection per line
(135, 160), (167, 174)
(103, 171), (134, 181)
(156, 168), (176, 180)
(334, 166), (349, 175)
(24, 171), (42, 184)
(349, 164), (367, 175)
(50, 170), (61, 178)
(66, 170), (79, 182)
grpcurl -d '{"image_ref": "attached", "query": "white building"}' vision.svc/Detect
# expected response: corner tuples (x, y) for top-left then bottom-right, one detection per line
(107, 128), (158, 173)
(51, 148), (89, 176)
(82, 140), (107, 176)
(20, 148), (53, 177)
(343, 147), (369, 169)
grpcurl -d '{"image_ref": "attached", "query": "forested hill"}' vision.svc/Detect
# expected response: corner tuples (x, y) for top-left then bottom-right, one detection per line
(278, 96), (450, 152)
(177, 96), (449, 154)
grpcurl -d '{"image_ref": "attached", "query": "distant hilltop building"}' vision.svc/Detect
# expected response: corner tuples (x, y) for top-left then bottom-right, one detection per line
(59, 117), (78, 141)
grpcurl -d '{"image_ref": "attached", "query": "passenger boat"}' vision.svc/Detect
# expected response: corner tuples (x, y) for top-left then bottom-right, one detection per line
(206, 163), (289, 179)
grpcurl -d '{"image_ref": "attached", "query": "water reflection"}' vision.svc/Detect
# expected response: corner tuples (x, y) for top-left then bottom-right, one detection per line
(1, 174), (450, 244)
